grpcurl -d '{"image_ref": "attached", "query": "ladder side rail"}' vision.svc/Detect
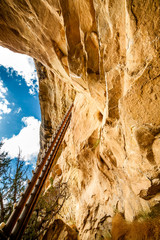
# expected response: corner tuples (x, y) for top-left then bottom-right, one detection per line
(3, 104), (73, 237)
(10, 113), (71, 240)
(43, 104), (73, 161)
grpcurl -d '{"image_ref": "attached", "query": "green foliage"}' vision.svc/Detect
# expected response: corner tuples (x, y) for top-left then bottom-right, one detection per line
(8, 150), (29, 204)
(0, 142), (11, 176)
(49, 177), (54, 186)
(23, 182), (69, 240)
(0, 142), (11, 222)
(135, 203), (160, 221)
(149, 203), (160, 218)
(0, 143), (29, 222)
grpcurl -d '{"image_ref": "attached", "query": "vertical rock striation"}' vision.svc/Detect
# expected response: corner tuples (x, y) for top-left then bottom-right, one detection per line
(0, 0), (160, 239)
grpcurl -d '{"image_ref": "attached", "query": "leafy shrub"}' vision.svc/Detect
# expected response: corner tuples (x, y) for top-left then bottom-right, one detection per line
(23, 182), (69, 240)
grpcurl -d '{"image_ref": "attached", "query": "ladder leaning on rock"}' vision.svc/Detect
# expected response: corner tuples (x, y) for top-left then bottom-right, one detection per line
(0, 104), (73, 240)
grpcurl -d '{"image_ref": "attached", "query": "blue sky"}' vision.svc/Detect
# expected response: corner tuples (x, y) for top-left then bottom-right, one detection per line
(0, 46), (41, 167)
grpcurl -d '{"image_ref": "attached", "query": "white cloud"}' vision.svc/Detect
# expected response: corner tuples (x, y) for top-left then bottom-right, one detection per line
(0, 80), (12, 119)
(0, 80), (8, 98)
(15, 107), (22, 114)
(0, 46), (38, 95)
(2, 116), (41, 164)
(0, 100), (11, 114)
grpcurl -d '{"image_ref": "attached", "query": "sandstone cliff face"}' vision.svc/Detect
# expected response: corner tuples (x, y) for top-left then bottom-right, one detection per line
(0, 0), (160, 239)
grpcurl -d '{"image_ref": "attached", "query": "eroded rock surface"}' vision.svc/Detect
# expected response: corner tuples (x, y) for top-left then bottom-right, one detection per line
(0, 0), (160, 239)
(43, 219), (78, 240)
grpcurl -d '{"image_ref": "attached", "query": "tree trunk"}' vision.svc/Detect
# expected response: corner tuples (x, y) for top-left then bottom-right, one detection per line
(0, 192), (4, 222)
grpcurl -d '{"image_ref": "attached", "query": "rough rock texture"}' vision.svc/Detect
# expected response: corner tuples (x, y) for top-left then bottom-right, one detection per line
(43, 219), (78, 240)
(0, 0), (160, 239)
(35, 60), (75, 148)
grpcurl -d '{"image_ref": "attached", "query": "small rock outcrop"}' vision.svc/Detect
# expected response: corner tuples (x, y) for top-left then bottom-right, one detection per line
(43, 219), (78, 240)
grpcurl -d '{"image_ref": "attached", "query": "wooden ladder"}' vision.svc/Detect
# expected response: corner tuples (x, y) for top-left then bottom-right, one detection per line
(0, 104), (73, 240)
